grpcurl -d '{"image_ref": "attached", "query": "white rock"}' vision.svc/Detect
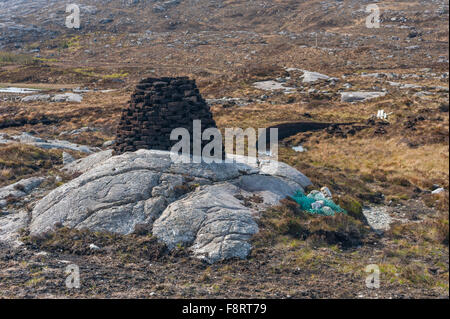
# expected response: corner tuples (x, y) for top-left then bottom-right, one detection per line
(301, 70), (331, 83)
(89, 243), (100, 250)
(253, 80), (295, 93)
(14, 132), (45, 143)
(0, 177), (45, 203)
(62, 150), (113, 174)
(21, 94), (51, 102)
(320, 186), (332, 198)
(321, 206), (334, 215)
(258, 160), (312, 189)
(62, 152), (75, 165)
(2, 132), (98, 153)
(432, 187), (445, 194)
(102, 140), (115, 148)
(51, 93), (83, 103)
(153, 183), (259, 263)
(35, 251), (49, 256)
(362, 206), (392, 234)
(340, 91), (386, 103)
(311, 200), (324, 210)
(0, 211), (28, 246)
(292, 145), (307, 153)
(308, 190), (325, 200)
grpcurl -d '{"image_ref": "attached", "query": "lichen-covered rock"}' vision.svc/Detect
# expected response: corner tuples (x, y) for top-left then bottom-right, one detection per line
(51, 93), (83, 103)
(301, 70), (332, 83)
(62, 149), (113, 174)
(0, 177), (45, 208)
(153, 183), (259, 263)
(62, 152), (75, 165)
(0, 211), (28, 246)
(28, 149), (312, 263)
(340, 91), (387, 103)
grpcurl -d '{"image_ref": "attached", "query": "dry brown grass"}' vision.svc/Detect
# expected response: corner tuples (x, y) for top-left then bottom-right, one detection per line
(298, 136), (449, 190)
(0, 144), (62, 186)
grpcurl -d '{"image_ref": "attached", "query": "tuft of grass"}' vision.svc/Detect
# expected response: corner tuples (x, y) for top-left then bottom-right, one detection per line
(33, 57), (59, 63)
(0, 51), (35, 65)
(59, 35), (82, 51)
(401, 262), (437, 287)
(72, 68), (128, 80)
(387, 210), (449, 246)
(25, 276), (45, 287)
(0, 144), (62, 186)
(252, 198), (369, 249)
(22, 227), (169, 262)
(336, 195), (364, 221)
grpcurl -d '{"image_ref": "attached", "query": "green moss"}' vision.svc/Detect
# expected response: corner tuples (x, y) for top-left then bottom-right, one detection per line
(337, 195), (364, 221)
(102, 72), (129, 79)
(72, 68), (128, 79)
(0, 51), (35, 65)
(34, 57), (59, 63)
(59, 36), (82, 51)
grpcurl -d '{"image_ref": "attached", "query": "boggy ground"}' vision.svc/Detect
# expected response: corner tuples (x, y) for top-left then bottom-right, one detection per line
(0, 0), (449, 298)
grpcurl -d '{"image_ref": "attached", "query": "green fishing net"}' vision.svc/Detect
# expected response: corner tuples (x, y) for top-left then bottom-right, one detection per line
(291, 190), (346, 216)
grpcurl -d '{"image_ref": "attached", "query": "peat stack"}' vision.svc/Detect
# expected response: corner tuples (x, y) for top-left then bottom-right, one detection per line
(114, 77), (220, 156)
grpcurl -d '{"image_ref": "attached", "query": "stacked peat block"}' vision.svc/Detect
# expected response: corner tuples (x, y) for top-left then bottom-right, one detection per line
(114, 77), (221, 156)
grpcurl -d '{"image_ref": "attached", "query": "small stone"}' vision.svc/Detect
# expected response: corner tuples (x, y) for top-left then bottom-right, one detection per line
(21, 94), (51, 103)
(89, 243), (100, 250)
(62, 152), (75, 165)
(340, 92), (386, 103)
(35, 251), (49, 256)
(102, 140), (115, 148)
(292, 145), (306, 153)
(301, 70), (331, 83)
(321, 206), (334, 215)
(320, 186), (332, 198)
(431, 188), (445, 194)
(307, 190), (325, 200)
(52, 93), (83, 103)
(311, 200), (324, 210)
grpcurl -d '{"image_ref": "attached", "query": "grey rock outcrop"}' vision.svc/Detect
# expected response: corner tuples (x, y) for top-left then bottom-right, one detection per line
(21, 94), (51, 102)
(62, 150), (113, 174)
(0, 211), (28, 246)
(153, 183), (259, 262)
(0, 132), (99, 154)
(301, 70), (332, 83)
(340, 91), (387, 103)
(362, 206), (392, 234)
(0, 177), (45, 208)
(62, 152), (75, 165)
(29, 149), (311, 263)
(51, 93), (83, 103)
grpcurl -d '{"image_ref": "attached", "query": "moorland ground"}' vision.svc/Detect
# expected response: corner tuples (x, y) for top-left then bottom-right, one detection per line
(0, 0), (448, 298)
